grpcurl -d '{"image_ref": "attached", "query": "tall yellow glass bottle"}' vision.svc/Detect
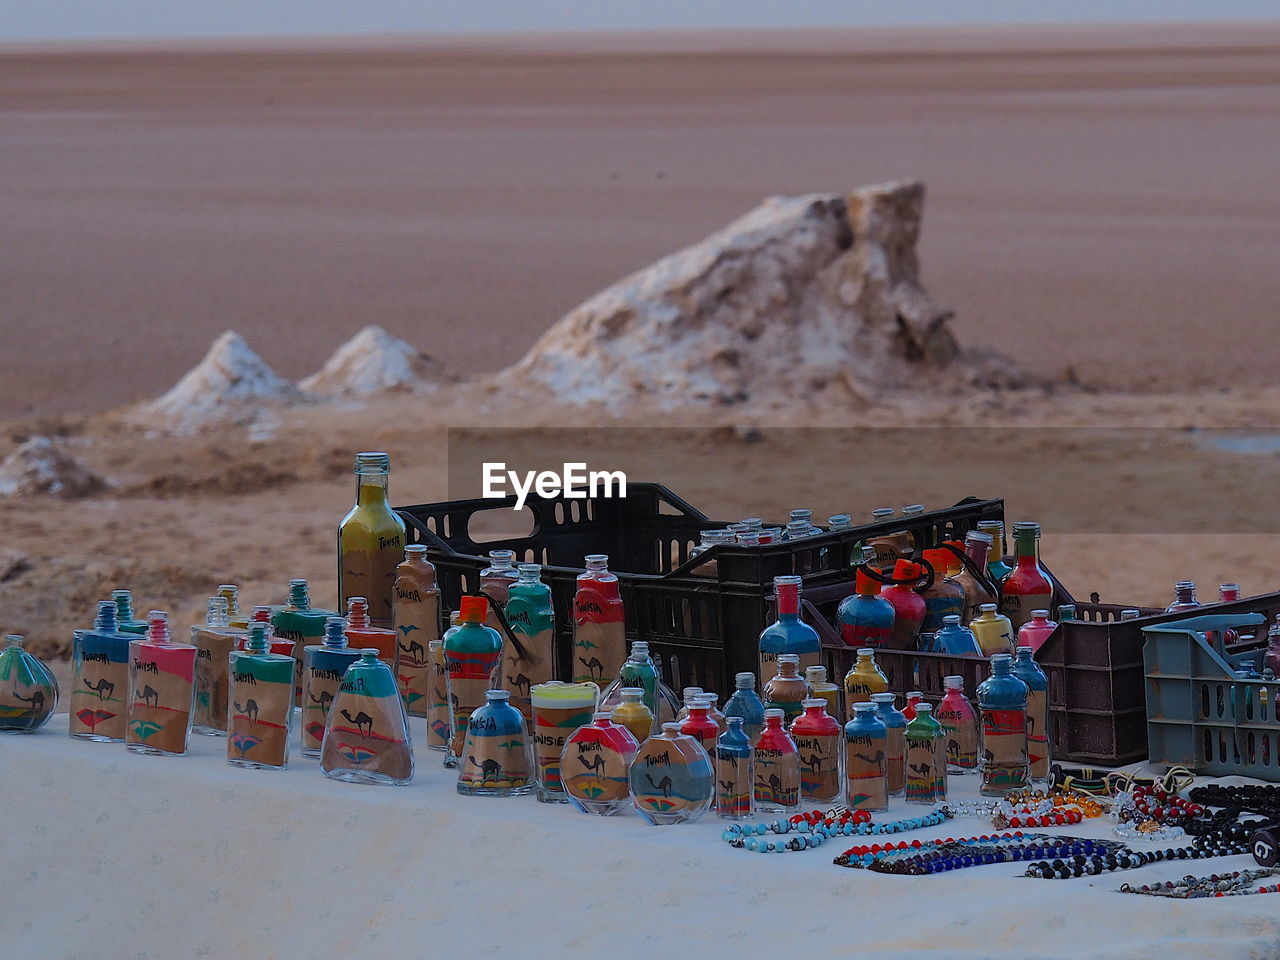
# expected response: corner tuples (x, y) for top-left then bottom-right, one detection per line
(337, 452), (406, 629)
(842, 647), (889, 721)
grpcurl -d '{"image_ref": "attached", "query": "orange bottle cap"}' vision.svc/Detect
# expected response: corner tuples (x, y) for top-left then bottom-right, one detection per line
(459, 595), (488, 623)
(893, 559), (918, 581)
(855, 569), (880, 595)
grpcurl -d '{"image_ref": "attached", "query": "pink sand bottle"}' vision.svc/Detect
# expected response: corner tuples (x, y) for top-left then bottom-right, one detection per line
(1016, 609), (1057, 653)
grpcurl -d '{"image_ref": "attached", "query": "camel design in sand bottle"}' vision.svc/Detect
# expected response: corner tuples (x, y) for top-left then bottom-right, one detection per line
(645, 773), (673, 797)
(83, 678), (115, 701)
(908, 761), (933, 780)
(399, 637), (425, 665)
(235, 699), (259, 722)
(756, 772), (785, 799)
(507, 672), (532, 698)
(577, 657), (605, 682)
(469, 756), (502, 781)
(578, 752), (607, 777)
(12, 689), (46, 714)
(852, 749), (886, 768)
(341, 709), (374, 738)
(801, 753), (828, 774)
(309, 689), (334, 714)
(136, 685), (159, 710)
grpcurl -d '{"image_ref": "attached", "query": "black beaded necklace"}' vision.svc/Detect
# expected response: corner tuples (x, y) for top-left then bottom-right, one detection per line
(1024, 827), (1253, 879)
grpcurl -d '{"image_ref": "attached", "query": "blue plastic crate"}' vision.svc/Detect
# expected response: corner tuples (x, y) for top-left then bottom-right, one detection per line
(1143, 613), (1278, 779)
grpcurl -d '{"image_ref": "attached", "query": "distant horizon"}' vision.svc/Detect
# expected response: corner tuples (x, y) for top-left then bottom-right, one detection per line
(3, 0), (1278, 43)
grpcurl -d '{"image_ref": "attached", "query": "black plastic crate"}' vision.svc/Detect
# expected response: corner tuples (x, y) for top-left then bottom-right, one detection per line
(395, 484), (1002, 695)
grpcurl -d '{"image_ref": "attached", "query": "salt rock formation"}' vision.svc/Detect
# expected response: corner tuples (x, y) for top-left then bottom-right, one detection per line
(0, 437), (108, 499)
(300, 325), (448, 397)
(510, 180), (1022, 407)
(132, 331), (303, 433)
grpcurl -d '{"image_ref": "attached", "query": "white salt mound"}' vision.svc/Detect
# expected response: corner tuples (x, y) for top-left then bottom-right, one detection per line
(132, 331), (303, 433)
(300, 325), (448, 397)
(511, 180), (1024, 408)
(0, 437), (108, 499)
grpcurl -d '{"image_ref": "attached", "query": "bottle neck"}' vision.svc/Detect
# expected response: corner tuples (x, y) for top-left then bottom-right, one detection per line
(355, 471), (390, 506)
(965, 540), (990, 567)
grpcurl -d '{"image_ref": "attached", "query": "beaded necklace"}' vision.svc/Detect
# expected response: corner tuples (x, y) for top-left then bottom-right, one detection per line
(1120, 868), (1280, 899)
(1024, 831), (1252, 879)
(836, 832), (1124, 874)
(722, 806), (951, 854)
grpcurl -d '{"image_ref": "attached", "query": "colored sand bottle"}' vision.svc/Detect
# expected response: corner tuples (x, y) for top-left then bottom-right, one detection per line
(867, 507), (904, 571)
(1012, 645), (1051, 783)
(301, 616), (362, 757)
(843, 701), (888, 813)
(881, 560), (927, 648)
(337, 451), (406, 628)
(227, 621), (295, 770)
(479, 549), (520, 632)
(977, 520), (1013, 584)
(1165, 580), (1200, 613)
(601, 640), (661, 725)
(763, 653), (810, 723)
(977, 653), (1030, 796)
(952, 530), (999, 622)
(112, 588), (148, 635)
(902, 690), (924, 721)
(0, 634), (58, 734)
(444, 596), (504, 767)
(700, 693), (728, 737)
(1017, 609), (1058, 654)
(573, 554), (627, 690)
(676, 687), (704, 723)
(791, 698), (843, 805)
(753, 708), (801, 814)
(320, 649), (413, 785)
(716, 716), (754, 820)
(271, 579), (338, 701)
(842, 647), (888, 721)
(561, 710), (638, 814)
(871, 692), (907, 796)
(804, 664), (842, 723)
(971, 603), (1015, 657)
(934, 615), (983, 656)
(192, 596), (242, 736)
(904, 703), (948, 804)
(758, 574), (821, 680)
(723, 671), (766, 745)
(457, 689), (535, 797)
(502, 563), (556, 725)
(428, 610), (461, 750)
(392, 544), (441, 719)
(343, 596), (398, 667)
(835, 569), (895, 649)
(530, 680), (599, 802)
(126, 612), (196, 756)
(629, 721), (714, 825)
(999, 521), (1053, 630)
(919, 548), (967, 632)
(217, 583), (250, 631)
(679, 699), (720, 756)
(935, 675), (980, 773)
(611, 688), (655, 745)
(70, 600), (131, 741)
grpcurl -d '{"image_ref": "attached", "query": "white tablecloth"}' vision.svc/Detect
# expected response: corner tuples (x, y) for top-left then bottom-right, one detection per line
(3, 715), (1279, 960)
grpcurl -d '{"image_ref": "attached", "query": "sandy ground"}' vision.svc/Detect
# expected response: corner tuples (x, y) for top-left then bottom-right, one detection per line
(2, 22), (1280, 419)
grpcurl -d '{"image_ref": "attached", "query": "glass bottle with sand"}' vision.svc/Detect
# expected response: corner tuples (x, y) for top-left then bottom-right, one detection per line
(530, 680), (600, 803)
(999, 522), (1053, 630)
(192, 596), (243, 736)
(753, 708), (801, 814)
(971, 603), (1016, 657)
(610, 688), (654, 745)
(343, 596), (398, 667)
(457, 689), (536, 797)
(337, 451), (406, 628)
(301, 617), (362, 758)
(443, 596), (504, 768)
(479, 549), (520, 633)
(629, 722), (715, 825)
(0, 634), (58, 734)
(560, 711), (638, 814)
(976, 654), (1030, 797)
(320, 649), (413, 785)
(715, 716), (754, 820)
(951, 530), (999, 623)
(392, 544), (440, 718)
(572, 554), (626, 690)
(842, 648), (888, 721)
(70, 600), (132, 742)
(763, 653), (810, 723)
(935, 675), (980, 774)
(723, 671), (766, 745)
(871, 691), (907, 796)
(904, 703), (948, 805)
(843, 701), (889, 813)
(426, 611), (461, 750)
(758, 575), (821, 681)
(227, 621), (295, 770)
(126, 611), (196, 757)
(502, 563), (556, 725)
(790, 698), (842, 805)
(1012, 646), (1051, 783)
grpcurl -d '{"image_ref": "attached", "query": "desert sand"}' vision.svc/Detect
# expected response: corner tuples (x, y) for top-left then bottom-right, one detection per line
(1, 23), (1279, 669)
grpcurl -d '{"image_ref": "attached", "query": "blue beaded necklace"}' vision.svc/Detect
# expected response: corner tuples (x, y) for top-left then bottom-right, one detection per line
(722, 807), (952, 853)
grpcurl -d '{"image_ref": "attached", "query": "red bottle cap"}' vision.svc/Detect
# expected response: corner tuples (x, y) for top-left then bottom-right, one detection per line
(459, 595), (489, 623)
(855, 569), (880, 595)
(892, 559), (919, 583)
(921, 548), (949, 572)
